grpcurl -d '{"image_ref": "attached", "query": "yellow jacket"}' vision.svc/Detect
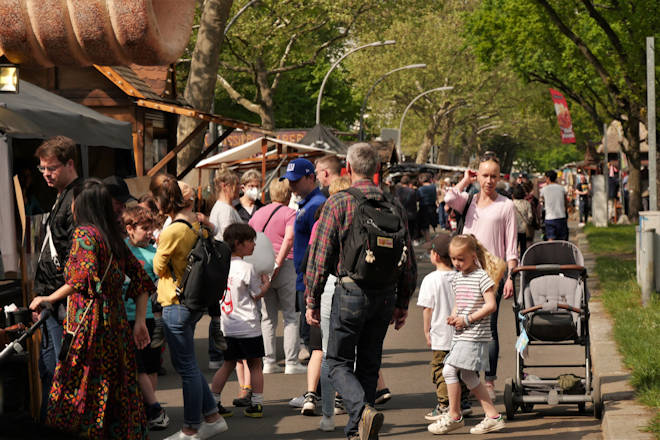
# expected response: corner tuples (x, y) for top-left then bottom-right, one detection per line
(153, 220), (202, 307)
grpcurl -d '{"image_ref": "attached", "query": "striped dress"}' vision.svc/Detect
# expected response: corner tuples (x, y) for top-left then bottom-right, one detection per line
(451, 268), (495, 343)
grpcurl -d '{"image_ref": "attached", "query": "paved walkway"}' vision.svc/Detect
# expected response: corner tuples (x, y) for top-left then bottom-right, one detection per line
(152, 236), (604, 439)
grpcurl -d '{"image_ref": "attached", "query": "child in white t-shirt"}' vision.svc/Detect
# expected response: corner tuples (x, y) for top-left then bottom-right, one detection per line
(210, 223), (271, 418)
(417, 232), (462, 422)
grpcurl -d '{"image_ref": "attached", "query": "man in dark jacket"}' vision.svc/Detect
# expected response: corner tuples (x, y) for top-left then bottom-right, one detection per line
(33, 136), (81, 420)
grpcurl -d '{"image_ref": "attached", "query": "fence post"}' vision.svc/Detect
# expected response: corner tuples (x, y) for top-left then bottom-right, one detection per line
(640, 228), (655, 306)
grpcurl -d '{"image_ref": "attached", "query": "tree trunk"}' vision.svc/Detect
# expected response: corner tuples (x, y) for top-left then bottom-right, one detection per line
(436, 112), (454, 165)
(415, 119), (437, 164)
(623, 114), (642, 220)
(255, 57), (276, 130)
(176, 0), (234, 174)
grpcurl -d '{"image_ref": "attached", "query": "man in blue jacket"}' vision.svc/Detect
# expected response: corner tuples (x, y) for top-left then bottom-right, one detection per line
(280, 158), (326, 360)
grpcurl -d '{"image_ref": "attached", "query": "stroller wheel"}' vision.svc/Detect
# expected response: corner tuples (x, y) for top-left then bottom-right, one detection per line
(592, 374), (603, 419)
(578, 402), (586, 413)
(504, 378), (516, 420)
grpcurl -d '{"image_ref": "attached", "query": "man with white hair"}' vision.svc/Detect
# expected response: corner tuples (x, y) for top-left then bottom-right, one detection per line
(305, 143), (416, 440)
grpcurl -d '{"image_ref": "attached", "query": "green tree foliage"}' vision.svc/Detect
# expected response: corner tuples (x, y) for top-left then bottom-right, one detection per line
(467, 0), (660, 217)
(345, 1), (572, 171)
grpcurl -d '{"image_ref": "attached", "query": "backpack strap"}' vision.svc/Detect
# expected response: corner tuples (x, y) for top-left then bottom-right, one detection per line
(262, 204), (285, 233)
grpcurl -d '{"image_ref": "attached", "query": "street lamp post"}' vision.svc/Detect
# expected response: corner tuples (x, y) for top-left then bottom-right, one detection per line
(358, 63), (427, 141)
(316, 40), (396, 125)
(397, 86), (454, 160)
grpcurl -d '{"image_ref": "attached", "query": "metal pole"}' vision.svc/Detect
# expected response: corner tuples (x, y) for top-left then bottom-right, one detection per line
(648, 37), (657, 211)
(641, 228), (654, 306)
(316, 40), (396, 125)
(397, 86), (454, 160)
(358, 63), (426, 141)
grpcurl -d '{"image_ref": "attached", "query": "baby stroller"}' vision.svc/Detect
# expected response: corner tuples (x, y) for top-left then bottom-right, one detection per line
(504, 240), (603, 420)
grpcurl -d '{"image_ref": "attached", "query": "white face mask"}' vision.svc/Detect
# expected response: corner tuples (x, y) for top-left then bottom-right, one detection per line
(245, 187), (260, 201)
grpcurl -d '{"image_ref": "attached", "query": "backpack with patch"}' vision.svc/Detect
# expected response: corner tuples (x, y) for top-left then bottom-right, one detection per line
(171, 220), (231, 311)
(340, 187), (408, 289)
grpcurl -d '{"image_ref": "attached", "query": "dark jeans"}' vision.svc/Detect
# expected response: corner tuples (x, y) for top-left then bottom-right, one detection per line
(326, 282), (395, 438)
(38, 316), (62, 422)
(517, 232), (527, 257)
(579, 198), (589, 223)
(297, 290), (310, 347)
(207, 302), (224, 363)
(486, 279), (504, 381)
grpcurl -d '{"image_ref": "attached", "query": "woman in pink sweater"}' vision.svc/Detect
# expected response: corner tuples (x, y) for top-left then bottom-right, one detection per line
(444, 152), (518, 401)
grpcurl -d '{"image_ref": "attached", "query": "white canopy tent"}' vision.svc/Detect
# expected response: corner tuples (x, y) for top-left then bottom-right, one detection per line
(196, 136), (337, 169)
(196, 136), (339, 193)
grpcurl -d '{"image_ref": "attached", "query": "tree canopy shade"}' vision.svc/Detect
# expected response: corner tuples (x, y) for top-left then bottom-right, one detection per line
(467, 0), (660, 218)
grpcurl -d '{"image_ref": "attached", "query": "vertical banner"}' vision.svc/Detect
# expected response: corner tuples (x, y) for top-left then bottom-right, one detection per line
(549, 88), (576, 143)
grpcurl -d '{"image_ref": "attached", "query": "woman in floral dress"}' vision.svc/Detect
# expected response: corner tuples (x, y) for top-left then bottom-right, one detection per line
(31, 179), (154, 439)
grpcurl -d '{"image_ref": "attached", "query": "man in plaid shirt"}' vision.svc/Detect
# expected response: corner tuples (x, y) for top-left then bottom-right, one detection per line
(305, 143), (416, 440)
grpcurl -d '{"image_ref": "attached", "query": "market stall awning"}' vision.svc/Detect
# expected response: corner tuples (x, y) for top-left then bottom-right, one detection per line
(196, 136), (334, 169)
(0, 80), (131, 149)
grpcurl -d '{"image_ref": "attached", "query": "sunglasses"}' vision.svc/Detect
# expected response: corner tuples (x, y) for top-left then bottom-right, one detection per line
(480, 151), (500, 164)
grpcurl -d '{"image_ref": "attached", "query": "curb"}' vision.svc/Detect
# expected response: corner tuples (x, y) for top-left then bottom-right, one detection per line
(575, 228), (655, 440)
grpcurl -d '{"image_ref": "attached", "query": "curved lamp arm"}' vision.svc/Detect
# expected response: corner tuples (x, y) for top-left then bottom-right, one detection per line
(315, 40), (396, 125)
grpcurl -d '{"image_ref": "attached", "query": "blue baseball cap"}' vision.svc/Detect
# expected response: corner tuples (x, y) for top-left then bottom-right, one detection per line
(279, 158), (315, 182)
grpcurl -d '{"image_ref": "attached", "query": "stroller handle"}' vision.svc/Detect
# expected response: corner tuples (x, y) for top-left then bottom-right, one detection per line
(512, 264), (587, 275)
(519, 303), (583, 315)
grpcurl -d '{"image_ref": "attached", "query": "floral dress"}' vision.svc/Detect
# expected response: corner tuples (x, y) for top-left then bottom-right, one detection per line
(46, 225), (155, 439)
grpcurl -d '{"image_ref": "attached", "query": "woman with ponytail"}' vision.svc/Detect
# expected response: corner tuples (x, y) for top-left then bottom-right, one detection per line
(152, 176), (228, 440)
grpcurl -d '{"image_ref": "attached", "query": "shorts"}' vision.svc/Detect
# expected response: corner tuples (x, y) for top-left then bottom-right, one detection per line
(224, 335), (265, 361)
(309, 325), (322, 352)
(545, 218), (569, 240)
(129, 319), (160, 375)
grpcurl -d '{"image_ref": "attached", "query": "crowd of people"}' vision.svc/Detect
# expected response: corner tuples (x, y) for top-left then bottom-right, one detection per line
(26, 135), (583, 439)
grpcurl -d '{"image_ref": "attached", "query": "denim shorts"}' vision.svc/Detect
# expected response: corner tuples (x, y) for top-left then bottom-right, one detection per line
(444, 340), (490, 372)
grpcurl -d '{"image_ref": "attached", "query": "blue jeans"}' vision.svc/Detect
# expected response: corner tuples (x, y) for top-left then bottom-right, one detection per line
(486, 280), (504, 382)
(297, 290), (310, 347)
(326, 282), (395, 437)
(163, 304), (218, 429)
(320, 275), (337, 418)
(38, 316), (62, 422)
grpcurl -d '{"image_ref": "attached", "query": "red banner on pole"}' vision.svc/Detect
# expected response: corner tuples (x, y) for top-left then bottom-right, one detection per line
(549, 88), (576, 144)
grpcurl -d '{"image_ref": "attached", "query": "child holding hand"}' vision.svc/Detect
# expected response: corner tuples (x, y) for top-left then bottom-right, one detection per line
(428, 234), (505, 435)
(210, 223), (271, 418)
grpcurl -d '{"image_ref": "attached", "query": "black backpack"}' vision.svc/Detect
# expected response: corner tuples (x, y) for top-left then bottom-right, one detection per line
(171, 220), (231, 311)
(340, 188), (408, 289)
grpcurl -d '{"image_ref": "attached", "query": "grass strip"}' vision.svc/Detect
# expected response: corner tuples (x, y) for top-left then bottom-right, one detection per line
(585, 224), (660, 437)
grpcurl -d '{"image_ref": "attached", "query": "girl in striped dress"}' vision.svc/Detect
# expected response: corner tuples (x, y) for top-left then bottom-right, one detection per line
(428, 234), (506, 435)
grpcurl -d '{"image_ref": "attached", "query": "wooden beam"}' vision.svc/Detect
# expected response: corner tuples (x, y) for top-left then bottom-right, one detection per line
(261, 137), (268, 191)
(147, 121), (208, 177)
(176, 127), (236, 180)
(135, 99), (271, 135)
(93, 65), (145, 98)
(135, 107), (145, 176)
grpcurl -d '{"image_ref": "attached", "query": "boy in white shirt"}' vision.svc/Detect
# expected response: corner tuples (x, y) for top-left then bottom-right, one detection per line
(417, 232), (470, 421)
(210, 223), (271, 418)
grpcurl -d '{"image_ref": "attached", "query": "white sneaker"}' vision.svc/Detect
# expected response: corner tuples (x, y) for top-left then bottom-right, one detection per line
(164, 430), (201, 440)
(425, 404), (449, 421)
(288, 394), (305, 408)
(428, 415), (464, 434)
(319, 415), (335, 432)
(197, 417), (228, 439)
(469, 415), (505, 434)
(208, 360), (222, 370)
(284, 362), (307, 374)
(263, 361), (284, 374)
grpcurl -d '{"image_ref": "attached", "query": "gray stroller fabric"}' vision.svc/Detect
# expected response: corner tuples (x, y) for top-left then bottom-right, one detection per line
(518, 241), (588, 342)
